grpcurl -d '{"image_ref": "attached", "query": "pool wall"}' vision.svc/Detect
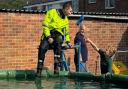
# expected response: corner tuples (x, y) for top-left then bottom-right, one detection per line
(0, 70), (127, 86)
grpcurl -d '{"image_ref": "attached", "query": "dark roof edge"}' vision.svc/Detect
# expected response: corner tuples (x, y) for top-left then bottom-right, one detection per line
(0, 9), (46, 14)
(0, 9), (128, 16)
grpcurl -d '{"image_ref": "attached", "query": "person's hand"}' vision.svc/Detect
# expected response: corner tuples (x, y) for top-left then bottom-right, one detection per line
(48, 37), (54, 44)
(62, 43), (67, 47)
(67, 42), (72, 48)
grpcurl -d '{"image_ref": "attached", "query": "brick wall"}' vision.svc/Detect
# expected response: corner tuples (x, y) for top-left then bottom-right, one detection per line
(0, 12), (128, 74)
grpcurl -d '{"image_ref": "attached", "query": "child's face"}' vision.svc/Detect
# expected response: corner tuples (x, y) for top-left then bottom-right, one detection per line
(80, 29), (84, 34)
(79, 24), (85, 35)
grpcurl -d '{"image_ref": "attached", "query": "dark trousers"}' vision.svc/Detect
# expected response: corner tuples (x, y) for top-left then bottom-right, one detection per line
(74, 48), (79, 71)
(74, 45), (88, 72)
(37, 31), (63, 74)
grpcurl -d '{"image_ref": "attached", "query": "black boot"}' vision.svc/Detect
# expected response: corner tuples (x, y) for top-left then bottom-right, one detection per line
(36, 69), (42, 77)
(54, 63), (59, 74)
(36, 59), (43, 77)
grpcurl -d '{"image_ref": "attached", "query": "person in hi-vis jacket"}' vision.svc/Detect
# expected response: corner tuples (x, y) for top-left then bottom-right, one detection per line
(37, 2), (72, 76)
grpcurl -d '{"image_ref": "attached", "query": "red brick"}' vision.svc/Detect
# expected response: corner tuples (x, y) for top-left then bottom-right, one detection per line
(0, 12), (128, 74)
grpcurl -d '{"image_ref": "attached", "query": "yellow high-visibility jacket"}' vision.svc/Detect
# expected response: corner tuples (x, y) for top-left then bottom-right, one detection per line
(42, 9), (70, 42)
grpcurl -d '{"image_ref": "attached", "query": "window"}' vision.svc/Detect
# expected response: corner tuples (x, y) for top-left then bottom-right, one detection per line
(88, 0), (96, 4)
(105, 0), (115, 9)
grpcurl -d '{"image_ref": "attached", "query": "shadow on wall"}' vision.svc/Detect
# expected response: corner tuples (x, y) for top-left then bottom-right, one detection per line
(116, 27), (128, 66)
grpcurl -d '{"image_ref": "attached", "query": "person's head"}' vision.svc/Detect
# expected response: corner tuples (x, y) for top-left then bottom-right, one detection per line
(62, 2), (72, 16)
(106, 46), (117, 57)
(79, 22), (90, 33)
(79, 23), (85, 34)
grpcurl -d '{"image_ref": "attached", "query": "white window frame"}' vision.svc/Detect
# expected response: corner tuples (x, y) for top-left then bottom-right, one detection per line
(105, 0), (115, 9)
(88, 0), (96, 4)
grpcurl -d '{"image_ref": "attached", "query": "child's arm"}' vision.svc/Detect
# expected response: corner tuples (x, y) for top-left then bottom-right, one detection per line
(86, 38), (99, 52)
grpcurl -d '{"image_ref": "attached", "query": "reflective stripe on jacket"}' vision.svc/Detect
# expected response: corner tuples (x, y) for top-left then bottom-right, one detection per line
(42, 9), (70, 42)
